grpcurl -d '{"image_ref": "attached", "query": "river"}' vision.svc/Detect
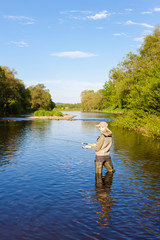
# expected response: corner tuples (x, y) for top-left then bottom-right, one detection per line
(0, 111), (159, 240)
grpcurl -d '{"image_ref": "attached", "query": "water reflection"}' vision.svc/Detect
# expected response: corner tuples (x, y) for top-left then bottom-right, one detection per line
(110, 126), (160, 176)
(94, 172), (114, 228)
(0, 121), (28, 167)
(0, 120), (52, 168)
(83, 172), (114, 229)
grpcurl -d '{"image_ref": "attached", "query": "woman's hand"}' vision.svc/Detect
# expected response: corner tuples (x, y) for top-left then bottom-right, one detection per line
(83, 145), (91, 149)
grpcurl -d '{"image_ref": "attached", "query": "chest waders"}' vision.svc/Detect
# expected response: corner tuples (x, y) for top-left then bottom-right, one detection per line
(95, 156), (114, 175)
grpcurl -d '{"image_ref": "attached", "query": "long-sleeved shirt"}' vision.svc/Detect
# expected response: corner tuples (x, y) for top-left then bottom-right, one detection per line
(91, 131), (112, 156)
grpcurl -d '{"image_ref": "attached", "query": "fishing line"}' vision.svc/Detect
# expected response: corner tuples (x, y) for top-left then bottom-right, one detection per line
(52, 137), (88, 145)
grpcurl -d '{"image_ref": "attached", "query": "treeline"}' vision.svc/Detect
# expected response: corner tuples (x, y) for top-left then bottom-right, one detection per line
(0, 66), (55, 116)
(81, 26), (160, 137)
(57, 103), (81, 110)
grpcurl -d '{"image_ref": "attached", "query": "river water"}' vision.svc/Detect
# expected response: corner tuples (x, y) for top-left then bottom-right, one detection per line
(0, 111), (159, 240)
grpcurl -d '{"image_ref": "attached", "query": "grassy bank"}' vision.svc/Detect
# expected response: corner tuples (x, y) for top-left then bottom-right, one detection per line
(83, 107), (124, 114)
(112, 110), (160, 139)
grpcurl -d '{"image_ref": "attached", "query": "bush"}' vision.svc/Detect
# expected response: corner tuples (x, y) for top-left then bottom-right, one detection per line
(113, 109), (160, 138)
(145, 114), (160, 138)
(34, 109), (63, 117)
(53, 111), (63, 116)
(34, 110), (46, 116)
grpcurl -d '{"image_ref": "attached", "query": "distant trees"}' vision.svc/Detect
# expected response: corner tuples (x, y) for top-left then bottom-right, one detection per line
(81, 90), (104, 111)
(0, 67), (55, 116)
(57, 103), (81, 110)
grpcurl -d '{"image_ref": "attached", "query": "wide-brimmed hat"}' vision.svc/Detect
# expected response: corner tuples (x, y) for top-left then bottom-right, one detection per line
(96, 121), (110, 131)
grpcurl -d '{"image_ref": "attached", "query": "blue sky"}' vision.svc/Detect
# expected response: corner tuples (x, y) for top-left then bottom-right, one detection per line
(0, 0), (160, 103)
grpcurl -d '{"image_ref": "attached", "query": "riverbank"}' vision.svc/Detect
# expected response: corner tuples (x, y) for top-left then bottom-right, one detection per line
(80, 108), (160, 139)
(28, 114), (76, 120)
(112, 110), (160, 139)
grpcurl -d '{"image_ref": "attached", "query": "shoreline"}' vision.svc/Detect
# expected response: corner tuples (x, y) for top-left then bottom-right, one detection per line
(27, 114), (76, 121)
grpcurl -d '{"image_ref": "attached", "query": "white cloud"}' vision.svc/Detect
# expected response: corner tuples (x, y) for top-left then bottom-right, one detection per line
(141, 8), (160, 14)
(50, 51), (98, 58)
(125, 20), (154, 29)
(125, 9), (133, 12)
(87, 10), (109, 20)
(143, 30), (152, 35)
(125, 20), (136, 25)
(133, 29), (153, 43)
(60, 10), (92, 15)
(96, 27), (104, 30)
(141, 11), (152, 14)
(133, 37), (144, 42)
(141, 23), (154, 28)
(10, 41), (29, 47)
(60, 10), (110, 21)
(113, 33), (127, 36)
(154, 8), (160, 12)
(4, 15), (36, 24)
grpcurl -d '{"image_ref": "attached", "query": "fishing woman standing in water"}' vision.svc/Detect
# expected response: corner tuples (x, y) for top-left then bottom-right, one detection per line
(83, 121), (115, 175)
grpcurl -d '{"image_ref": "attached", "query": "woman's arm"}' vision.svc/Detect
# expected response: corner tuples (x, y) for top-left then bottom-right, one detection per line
(83, 135), (104, 151)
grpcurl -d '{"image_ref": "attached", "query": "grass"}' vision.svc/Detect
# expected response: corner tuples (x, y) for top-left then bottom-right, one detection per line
(34, 109), (63, 117)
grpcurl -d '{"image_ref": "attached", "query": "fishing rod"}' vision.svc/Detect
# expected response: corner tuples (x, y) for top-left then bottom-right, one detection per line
(52, 137), (89, 145)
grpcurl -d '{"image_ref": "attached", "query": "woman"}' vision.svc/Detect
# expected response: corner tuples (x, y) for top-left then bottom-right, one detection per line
(83, 121), (115, 174)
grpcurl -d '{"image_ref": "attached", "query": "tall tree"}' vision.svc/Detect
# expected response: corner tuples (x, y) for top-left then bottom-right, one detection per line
(0, 66), (31, 115)
(28, 84), (55, 110)
(103, 26), (160, 114)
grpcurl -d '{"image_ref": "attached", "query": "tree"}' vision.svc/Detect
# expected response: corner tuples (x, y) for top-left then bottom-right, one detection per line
(103, 26), (160, 114)
(81, 90), (104, 111)
(28, 84), (55, 110)
(0, 66), (31, 115)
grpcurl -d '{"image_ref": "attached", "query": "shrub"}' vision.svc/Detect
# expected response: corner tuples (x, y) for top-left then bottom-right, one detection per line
(34, 109), (46, 116)
(113, 109), (160, 138)
(53, 111), (63, 116)
(34, 109), (63, 117)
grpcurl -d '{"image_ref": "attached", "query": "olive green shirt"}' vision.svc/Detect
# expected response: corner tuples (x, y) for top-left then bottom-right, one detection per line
(91, 131), (112, 156)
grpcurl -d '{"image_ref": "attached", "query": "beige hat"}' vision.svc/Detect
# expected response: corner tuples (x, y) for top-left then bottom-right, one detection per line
(96, 121), (110, 131)
(96, 121), (108, 128)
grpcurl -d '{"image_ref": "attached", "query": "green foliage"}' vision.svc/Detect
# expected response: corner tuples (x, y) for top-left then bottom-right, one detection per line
(0, 66), (31, 115)
(0, 66), (56, 116)
(28, 84), (55, 111)
(102, 26), (160, 114)
(113, 110), (160, 138)
(53, 111), (63, 116)
(34, 109), (63, 117)
(81, 89), (104, 111)
(34, 110), (46, 116)
(145, 114), (160, 138)
(80, 26), (160, 138)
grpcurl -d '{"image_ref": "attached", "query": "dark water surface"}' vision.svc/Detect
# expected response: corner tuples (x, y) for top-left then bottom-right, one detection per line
(0, 111), (159, 240)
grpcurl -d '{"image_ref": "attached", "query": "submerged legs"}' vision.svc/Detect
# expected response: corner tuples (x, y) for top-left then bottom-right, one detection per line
(104, 158), (114, 172)
(95, 162), (103, 175)
(95, 156), (115, 174)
